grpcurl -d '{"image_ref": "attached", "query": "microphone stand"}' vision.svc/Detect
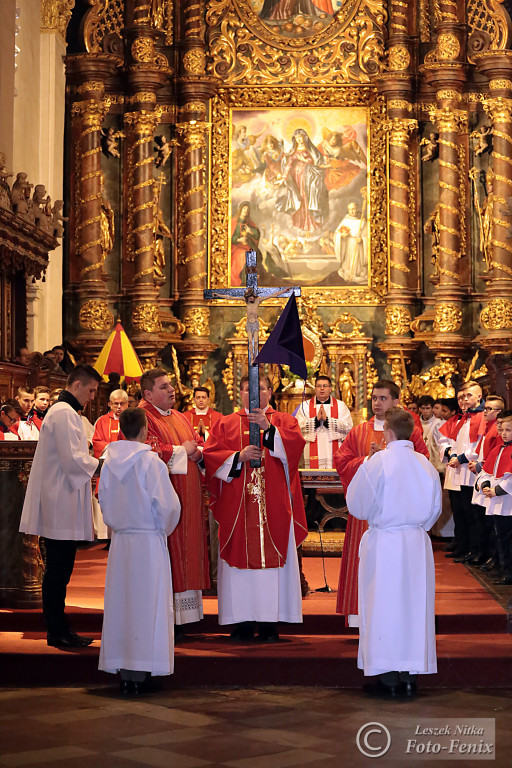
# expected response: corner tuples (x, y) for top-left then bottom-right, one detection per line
(314, 521), (333, 593)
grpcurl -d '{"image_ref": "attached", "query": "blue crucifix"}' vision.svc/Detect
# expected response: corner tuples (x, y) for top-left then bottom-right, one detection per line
(204, 249), (300, 465)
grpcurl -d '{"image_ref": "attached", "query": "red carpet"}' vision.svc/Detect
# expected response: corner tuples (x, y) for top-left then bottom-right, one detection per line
(1, 544), (511, 688)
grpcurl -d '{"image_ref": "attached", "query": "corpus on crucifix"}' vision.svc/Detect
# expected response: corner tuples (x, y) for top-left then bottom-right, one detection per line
(204, 249), (300, 466)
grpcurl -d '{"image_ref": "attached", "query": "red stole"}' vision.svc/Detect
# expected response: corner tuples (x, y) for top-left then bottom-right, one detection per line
(139, 400), (209, 592)
(334, 418), (429, 620)
(203, 408), (307, 569)
(308, 396), (341, 469)
(183, 408), (221, 445)
(475, 421), (500, 460)
(441, 411), (486, 443)
(483, 442), (512, 478)
(92, 413), (120, 459)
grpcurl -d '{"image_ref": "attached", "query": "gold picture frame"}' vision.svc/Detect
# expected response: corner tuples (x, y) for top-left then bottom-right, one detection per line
(209, 86), (387, 305)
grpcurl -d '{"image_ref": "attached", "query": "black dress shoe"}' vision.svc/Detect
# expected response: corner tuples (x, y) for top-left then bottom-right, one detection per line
(47, 631), (93, 648)
(257, 622), (279, 643)
(229, 621), (255, 642)
(363, 680), (399, 699)
(120, 680), (133, 696)
(468, 554), (487, 566)
(494, 574), (512, 585)
(401, 681), (417, 697)
(479, 558), (497, 572)
(453, 554), (471, 563)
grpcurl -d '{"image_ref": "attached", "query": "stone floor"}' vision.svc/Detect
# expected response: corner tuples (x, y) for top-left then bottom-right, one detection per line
(0, 685), (510, 767)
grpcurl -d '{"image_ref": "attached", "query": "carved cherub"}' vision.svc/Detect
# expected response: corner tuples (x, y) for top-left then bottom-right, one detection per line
(11, 173), (33, 216)
(420, 132), (439, 163)
(471, 124), (493, 157)
(32, 185), (48, 226)
(101, 127), (124, 159)
(154, 135), (173, 168)
(52, 200), (68, 239)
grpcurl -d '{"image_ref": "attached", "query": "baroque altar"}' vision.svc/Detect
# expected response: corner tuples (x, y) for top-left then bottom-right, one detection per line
(54, 0), (512, 412)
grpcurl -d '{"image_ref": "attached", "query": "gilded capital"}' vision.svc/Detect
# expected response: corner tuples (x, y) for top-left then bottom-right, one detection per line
(41, 0), (75, 39)
(489, 80), (512, 92)
(183, 49), (206, 74)
(124, 108), (163, 136)
(387, 45), (411, 71)
(426, 105), (467, 133)
(384, 118), (418, 145)
(176, 121), (211, 150)
(482, 96), (512, 124)
(71, 98), (111, 128)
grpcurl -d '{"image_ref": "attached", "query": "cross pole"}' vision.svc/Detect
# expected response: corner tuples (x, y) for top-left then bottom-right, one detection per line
(204, 249), (300, 467)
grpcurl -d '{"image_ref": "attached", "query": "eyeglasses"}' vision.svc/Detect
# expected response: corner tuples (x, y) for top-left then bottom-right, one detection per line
(484, 407), (501, 412)
(1, 412), (17, 424)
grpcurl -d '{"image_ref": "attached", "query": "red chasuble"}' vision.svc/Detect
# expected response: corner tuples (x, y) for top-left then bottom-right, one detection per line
(92, 413), (121, 459)
(203, 408), (308, 570)
(182, 407), (222, 445)
(334, 417), (429, 620)
(139, 400), (209, 593)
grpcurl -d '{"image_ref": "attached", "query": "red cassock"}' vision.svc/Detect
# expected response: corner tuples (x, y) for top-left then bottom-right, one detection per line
(182, 407), (222, 446)
(139, 400), (209, 593)
(334, 417), (429, 621)
(92, 412), (121, 459)
(203, 408), (308, 570)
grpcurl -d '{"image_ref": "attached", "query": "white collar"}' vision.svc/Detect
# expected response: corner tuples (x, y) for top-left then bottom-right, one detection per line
(153, 404), (172, 416)
(194, 407), (209, 415)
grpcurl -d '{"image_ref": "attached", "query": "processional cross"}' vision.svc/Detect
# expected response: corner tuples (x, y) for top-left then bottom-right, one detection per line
(204, 249), (300, 466)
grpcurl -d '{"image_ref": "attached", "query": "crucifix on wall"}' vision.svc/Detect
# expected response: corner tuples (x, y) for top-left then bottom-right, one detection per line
(204, 249), (300, 466)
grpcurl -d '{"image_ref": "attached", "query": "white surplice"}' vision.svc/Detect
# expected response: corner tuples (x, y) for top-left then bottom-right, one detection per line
(98, 441), (181, 676)
(296, 397), (352, 469)
(19, 402), (99, 540)
(214, 418), (302, 625)
(347, 440), (442, 676)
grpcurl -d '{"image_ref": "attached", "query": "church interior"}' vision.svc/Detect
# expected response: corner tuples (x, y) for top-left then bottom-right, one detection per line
(2, 0), (512, 765)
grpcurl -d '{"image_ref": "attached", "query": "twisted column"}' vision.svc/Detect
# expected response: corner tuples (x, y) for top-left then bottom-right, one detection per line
(124, 108), (162, 285)
(475, 54), (512, 352)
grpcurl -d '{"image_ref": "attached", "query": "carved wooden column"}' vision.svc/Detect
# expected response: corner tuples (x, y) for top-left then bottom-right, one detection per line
(476, 53), (512, 353)
(378, 2), (419, 379)
(174, 0), (218, 380)
(66, 55), (120, 360)
(421, 7), (469, 363)
(123, 1), (171, 366)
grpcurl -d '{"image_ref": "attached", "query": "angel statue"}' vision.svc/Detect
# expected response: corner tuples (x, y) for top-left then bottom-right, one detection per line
(101, 127), (124, 159)
(154, 136), (173, 168)
(420, 132), (439, 163)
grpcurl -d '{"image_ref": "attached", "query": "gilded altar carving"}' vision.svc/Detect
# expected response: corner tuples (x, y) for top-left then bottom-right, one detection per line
(433, 303), (462, 333)
(132, 303), (162, 333)
(183, 49), (206, 74)
(179, 102), (207, 115)
(490, 79), (512, 92)
(184, 307), (210, 337)
(467, 0), (509, 63)
(480, 298), (512, 330)
(222, 351), (235, 402)
(210, 87), (387, 306)
(482, 96), (512, 124)
(437, 33), (461, 61)
(83, 0), (124, 53)
(206, 0), (387, 85)
(79, 300), (114, 331)
(328, 313), (365, 339)
(124, 108), (163, 136)
(387, 45), (410, 71)
(176, 121), (211, 151)
(41, 0), (75, 38)
(388, 100), (413, 112)
(128, 92), (158, 104)
(366, 351), (378, 400)
(131, 37), (168, 69)
(385, 306), (412, 336)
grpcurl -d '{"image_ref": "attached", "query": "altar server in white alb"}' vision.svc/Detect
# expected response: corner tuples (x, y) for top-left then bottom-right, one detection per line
(98, 407), (181, 695)
(346, 407), (442, 697)
(296, 374), (352, 469)
(19, 365), (102, 648)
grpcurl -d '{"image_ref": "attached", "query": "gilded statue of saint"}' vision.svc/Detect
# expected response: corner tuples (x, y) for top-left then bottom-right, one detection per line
(338, 364), (356, 409)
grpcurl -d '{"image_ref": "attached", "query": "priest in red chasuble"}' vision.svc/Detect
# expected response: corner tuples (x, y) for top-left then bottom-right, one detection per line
(139, 368), (209, 627)
(334, 379), (429, 627)
(182, 386), (222, 445)
(203, 375), (308, 642)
